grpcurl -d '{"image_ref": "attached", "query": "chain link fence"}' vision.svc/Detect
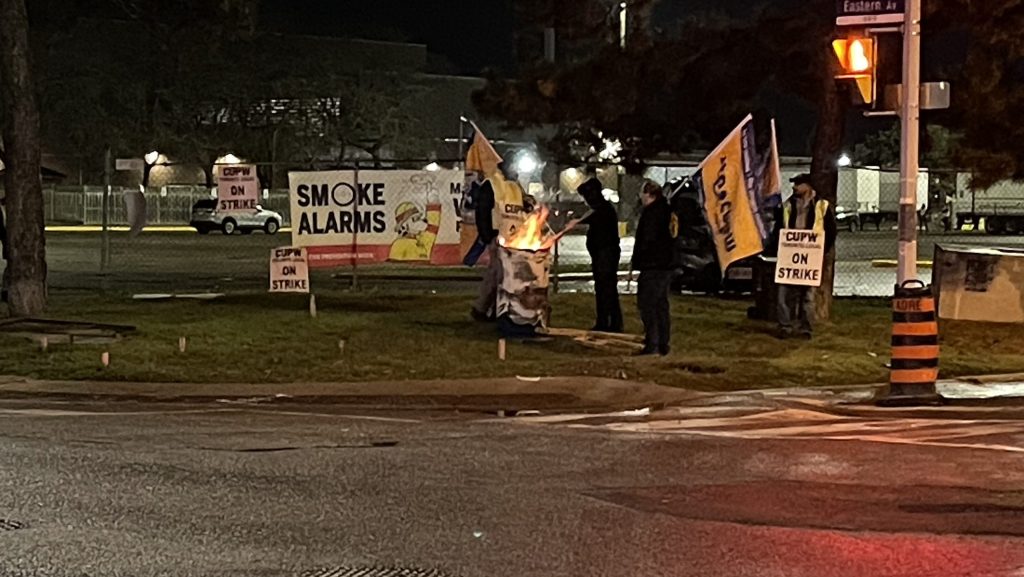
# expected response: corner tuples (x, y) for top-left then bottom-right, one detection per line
(28, 159), (1024, 297)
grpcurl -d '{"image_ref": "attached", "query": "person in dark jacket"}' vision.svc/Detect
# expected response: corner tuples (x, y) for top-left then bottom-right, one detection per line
(632, 180), (675, 355)
(771, 174), (838, 339)
(570, 176), (623, 333)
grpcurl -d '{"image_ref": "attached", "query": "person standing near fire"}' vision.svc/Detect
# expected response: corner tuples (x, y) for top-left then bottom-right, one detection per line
(471, 162), (526, 321)
(569, 174), (623, 333)
(632, 180), (675, 356)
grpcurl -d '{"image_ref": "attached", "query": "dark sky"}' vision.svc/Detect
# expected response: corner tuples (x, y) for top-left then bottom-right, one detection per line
(258, 0), (964, 154)
(260, 0), (516, 74)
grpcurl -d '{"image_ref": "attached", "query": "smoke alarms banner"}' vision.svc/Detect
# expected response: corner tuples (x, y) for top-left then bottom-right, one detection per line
(288, 169), (463, 268)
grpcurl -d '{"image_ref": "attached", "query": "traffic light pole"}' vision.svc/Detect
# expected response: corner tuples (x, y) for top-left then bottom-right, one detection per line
(897, 0), (922, 285)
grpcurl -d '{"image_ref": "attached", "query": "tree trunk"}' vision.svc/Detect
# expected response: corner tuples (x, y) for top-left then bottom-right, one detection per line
(810, 67), (847, 322)
(0, 0), (47, 316)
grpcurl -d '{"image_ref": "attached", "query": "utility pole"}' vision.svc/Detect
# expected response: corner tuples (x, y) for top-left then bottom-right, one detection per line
(619, 2), (627, 49)
(101, 146), (111, 273)
(897, 0), (921, 285)
(458, 115), (466, 165)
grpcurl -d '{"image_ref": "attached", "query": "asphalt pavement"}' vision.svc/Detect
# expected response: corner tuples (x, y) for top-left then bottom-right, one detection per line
(40, 228), (1024, 296)
(2, 390), (1024, 576)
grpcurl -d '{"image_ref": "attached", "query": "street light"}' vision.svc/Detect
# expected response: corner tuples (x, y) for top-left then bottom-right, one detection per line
(516, 152), (539, 174)
(424, 162), (441, 172)
(598, 138), (622, 162)
(144, 151), (160, 165)
(838, 153), (852, 167)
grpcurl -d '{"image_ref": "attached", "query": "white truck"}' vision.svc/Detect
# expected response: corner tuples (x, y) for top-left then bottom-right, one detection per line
(955, 174), (1024, 234)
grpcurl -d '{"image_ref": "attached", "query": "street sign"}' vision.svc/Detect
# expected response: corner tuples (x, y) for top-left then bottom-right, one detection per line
(115, 158), (145, 172)
(836, 0), (904, 26)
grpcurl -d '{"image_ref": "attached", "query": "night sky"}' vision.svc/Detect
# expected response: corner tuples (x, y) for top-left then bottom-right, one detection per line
(260, 0), (516, 74)
(258, 0), (961, 154)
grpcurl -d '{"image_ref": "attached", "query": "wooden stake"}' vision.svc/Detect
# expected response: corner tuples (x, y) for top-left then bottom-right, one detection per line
(498, 338), (506, 361)
(338, 338), (346, 355)
(309, 293), (317, 318)
(39, 337), (48, 352)
(178, 336), (187, 353)
(101, 352), (110, 367)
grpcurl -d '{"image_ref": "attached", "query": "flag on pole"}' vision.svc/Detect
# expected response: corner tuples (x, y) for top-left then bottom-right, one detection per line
(465, 123), (503, 177)
(691, 114), (772, 276)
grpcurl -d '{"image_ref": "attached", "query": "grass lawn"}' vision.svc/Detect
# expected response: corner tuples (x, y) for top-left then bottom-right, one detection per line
(1, 289), (1022, 391)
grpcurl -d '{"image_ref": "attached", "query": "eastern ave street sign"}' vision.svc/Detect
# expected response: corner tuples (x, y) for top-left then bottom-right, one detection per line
(836, 0), (904, 26)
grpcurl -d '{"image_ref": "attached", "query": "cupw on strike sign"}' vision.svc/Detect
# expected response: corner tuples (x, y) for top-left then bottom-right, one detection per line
(270, 247), (309, 293)
(775, 229), (825, 287)
(218, 164), (260, 212)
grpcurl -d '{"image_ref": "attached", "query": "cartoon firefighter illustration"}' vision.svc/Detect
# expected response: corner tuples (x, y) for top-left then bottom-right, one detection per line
(388, 178), (442, 261)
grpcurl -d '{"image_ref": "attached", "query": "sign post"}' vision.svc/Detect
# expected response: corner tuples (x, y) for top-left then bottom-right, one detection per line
(774, 230), (826, 287)
(897, 0), (921, 288)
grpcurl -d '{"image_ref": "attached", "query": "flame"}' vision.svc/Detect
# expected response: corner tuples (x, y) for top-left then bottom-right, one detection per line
(500, 206), (551, 251)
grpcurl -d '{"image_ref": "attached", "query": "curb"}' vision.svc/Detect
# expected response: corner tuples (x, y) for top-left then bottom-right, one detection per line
(871, 259), (933, 269)
(0, 376), (698, 413)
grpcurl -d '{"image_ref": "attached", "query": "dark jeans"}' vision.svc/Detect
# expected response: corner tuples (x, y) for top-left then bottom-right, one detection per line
(637, 269), (672, 353)
(590, 247), (623, 332)
(777, 284), (814, 334)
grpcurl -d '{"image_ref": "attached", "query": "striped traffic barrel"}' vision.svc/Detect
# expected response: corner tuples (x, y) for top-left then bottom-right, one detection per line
(890, 280), (939, 396)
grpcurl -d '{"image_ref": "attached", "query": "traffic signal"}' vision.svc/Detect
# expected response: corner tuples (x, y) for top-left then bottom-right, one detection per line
(832, 37), (876, 104)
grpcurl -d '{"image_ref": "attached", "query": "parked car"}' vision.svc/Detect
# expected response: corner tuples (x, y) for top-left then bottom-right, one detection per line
(190, 199), (282, 235)
(664, 178), (755, 294)
(835, 205), (861, 231)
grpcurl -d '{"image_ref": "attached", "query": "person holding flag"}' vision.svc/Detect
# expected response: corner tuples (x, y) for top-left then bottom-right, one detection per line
(464, 125), (528, 321)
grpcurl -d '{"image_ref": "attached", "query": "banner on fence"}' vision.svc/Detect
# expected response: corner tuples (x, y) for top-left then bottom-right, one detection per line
(217, 164), (260, 212)
(288, 169), (463, 268)
(774, 229), (825, 287)
(692, 114), (775, 275)
(269, 247), (310, 293)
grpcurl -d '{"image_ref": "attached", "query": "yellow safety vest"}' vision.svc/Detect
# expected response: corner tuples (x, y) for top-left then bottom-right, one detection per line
(783, 198), (828, 233)
(489, 174), (526, 241)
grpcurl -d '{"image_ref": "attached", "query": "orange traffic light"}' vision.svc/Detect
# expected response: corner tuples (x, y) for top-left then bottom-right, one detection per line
(832, 37), (875, 104)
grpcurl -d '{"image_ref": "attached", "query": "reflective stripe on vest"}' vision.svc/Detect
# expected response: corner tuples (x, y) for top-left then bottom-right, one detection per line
(489, 174), (526, 240)
(783, 198), (828, 233)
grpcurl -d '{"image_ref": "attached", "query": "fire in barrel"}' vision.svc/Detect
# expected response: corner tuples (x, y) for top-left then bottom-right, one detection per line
(497, 207), (555, 337)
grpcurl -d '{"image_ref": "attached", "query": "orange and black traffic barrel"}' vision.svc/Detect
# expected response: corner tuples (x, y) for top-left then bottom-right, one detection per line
(889, 280), (940, 399)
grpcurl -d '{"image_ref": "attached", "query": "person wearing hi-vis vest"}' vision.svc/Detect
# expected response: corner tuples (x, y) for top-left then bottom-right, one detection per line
(772, 174), (837, 339)
(471, 162), (527, 321)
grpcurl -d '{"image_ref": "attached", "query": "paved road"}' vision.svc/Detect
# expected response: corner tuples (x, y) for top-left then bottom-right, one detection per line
(38, 229), (1024, 296)
(2, 394), (1024, 576)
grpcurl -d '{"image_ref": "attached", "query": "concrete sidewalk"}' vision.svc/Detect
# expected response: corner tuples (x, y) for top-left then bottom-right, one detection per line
(0, 374), (698, 412)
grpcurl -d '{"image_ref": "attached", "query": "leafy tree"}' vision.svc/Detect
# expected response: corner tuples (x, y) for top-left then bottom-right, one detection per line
(926, 1), (1024, 189)
(477, 0), (849, 317)
(853, 124), (960, 169)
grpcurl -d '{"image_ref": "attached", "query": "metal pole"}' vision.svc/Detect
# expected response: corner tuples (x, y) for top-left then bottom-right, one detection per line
(897, 0), (921, 286)
(101, 147), (111, 273)
(351, 163), (359, 291)
(458, 116), (465, 164)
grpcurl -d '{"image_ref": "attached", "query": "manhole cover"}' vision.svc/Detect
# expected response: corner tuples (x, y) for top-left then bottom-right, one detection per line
(302, 568), (449, 577)
(0, 519), (26, 531)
